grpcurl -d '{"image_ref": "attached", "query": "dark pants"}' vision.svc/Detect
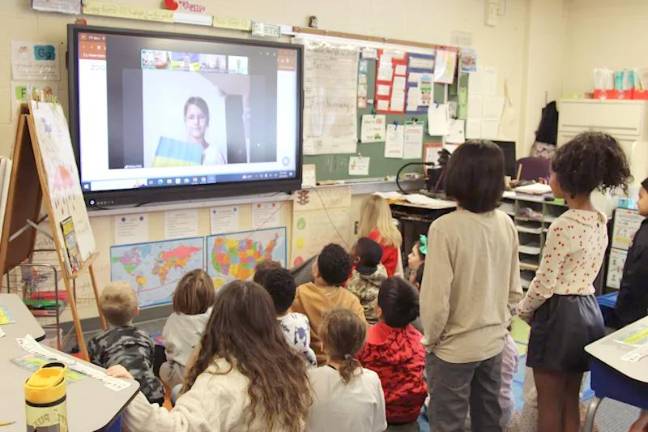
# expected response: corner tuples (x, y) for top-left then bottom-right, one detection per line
(426, 352), (503, 432)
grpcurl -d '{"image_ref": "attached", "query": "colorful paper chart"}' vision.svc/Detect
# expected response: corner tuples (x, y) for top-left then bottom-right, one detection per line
(0, 305), (14, 325)
(374, 49), (409, 114)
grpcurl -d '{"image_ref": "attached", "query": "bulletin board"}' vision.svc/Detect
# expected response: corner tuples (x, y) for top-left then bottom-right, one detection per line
(303, 55), (450, 181)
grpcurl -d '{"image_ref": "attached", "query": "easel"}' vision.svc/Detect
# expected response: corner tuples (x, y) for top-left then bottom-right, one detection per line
(0, 102), (106, 359)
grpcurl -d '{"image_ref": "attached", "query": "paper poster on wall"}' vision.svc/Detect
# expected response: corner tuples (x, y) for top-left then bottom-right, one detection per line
(607, 248), (628, 289)
(406, 53), (435, 113)
(302, 164), (317, 188)
(301, 39), (358, 155)
(612, 209), (645, 250)
(349, 156), (370, 176)
(427, 103), (449, 136)
(403, 123), (424, 159)
(433, 49), (457, 84)
(446, 119), (465, 144)
(252, 202), (282, 229)
(32, 0), (81, 14)
(459, 48), (477, 73)
(384, 124), (404, 158)
(466, 119), (481, 139)
(11, 82), (58, 120)
(424, 141), (443, 165)
(12, 41), (60, 81)
(114, 214), (149, 245)
(291, 187), (352, 267)
(360, 114), (386, 143)
(210, 206), (240, 234)
(374, 49), (408, 114)
(165, 209), (199, 239)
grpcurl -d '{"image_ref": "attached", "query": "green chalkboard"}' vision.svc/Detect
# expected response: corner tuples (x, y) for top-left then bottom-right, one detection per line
(304, 57), (452, 182)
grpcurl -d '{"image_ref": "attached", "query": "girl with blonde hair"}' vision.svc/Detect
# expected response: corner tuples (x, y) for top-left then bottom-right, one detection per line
(358, 195), (403, 277)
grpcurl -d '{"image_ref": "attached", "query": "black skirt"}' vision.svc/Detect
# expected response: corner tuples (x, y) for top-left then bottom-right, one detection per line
(527, 294), (605, 373)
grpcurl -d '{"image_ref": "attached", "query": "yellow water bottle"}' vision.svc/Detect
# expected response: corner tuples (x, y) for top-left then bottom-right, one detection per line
(24, 362), (68, 432)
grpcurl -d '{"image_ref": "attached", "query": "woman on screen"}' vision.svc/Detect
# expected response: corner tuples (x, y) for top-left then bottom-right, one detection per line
(184, 96), (226, 165)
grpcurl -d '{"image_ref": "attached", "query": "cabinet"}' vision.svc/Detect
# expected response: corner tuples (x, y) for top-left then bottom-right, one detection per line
(558, 99), (648, 186)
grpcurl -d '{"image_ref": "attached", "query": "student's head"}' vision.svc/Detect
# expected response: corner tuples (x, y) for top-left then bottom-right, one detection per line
(253, 260), (282, 285)
(549, 132), (631, 200)
(184, 280), (312, 431)
(184, 96), (210, 144)
(378, 277), (420, 328)
(173, 269), (215, 315)
(407, 234), (427, 271)
(313, 243), (352, 287)
(638, 177), (648, 217)
(99, 282), (138, 327)
(445, 140), (505, 213)
(262, 268), (297, 316)
(358, 195), (402, 247)
(353, 237), (383, 272)
(320, 308), (366, 384)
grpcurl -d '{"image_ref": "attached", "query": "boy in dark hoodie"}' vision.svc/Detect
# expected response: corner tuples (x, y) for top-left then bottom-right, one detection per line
(347, 237), (388, 325)
(358, 277), (426, 430)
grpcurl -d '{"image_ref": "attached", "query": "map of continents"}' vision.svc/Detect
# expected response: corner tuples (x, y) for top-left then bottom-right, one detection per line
(207, 227), (286, 287)
(111, 237), (204, 308)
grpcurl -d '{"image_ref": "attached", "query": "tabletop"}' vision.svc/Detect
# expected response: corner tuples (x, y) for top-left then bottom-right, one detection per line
(0, 293), (45, 341)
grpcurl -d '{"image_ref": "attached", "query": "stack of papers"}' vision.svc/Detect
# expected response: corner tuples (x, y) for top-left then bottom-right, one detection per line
(374, 191), (405, 201)
(514, 183), (552, 195)
(404, 194), (457, 209)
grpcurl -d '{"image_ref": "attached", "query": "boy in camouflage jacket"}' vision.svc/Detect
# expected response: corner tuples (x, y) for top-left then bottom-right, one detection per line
(347, 237), (388, 325)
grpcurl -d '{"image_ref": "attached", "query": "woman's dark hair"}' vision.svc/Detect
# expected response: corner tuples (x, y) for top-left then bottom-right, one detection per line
(641, 177), (648, 191)
(317, 243), (352, 286)
(320, 308), (366, 384)
(184, 96), (210, 125)
(445, 140), (505, 213)
(378, 277), (419, 328)
(552, 132), (631, 195)
(262, 268), (297, 315)
(173, 269), (215, 315)
(183, 280), (312, 431)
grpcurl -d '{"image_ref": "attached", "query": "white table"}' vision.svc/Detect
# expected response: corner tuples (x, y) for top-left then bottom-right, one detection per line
(0, 294), (139, 431)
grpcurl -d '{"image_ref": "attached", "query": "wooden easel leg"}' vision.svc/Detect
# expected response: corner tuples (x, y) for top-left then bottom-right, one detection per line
(89, 264), (107, 330)
(62, 274), (89, 360)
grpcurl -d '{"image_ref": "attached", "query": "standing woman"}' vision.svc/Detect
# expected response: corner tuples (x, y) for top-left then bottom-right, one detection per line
(108, 280), (312, 432)
(358, 195), (403, 277)
(421, 140), (523, 432)
(184, 96), (227, 165)
(518, 132), (631, 432)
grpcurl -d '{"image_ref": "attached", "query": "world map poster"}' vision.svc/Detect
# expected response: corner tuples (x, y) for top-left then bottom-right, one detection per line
(207, 227), (286, 288)
(111, 237), (204, 308)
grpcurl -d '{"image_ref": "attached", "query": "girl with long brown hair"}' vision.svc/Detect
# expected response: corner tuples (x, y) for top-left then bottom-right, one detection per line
(108, 280), (312, 432)
(306, 308), (386, 432)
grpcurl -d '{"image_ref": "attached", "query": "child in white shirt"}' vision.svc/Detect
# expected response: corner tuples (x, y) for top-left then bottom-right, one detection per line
(307, 308), (387, 432)
(159, 269), (214, 389)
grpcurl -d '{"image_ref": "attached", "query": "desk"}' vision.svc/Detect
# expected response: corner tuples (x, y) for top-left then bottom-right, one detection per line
(0, 294), (45, 341)
(389, 199), (456, 262)
(583, 316), (648, 432)
(0, 296), (139, 431)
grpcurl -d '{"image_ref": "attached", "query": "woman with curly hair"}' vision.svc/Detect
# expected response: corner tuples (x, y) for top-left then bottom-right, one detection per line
(108, 280), (312, 432)
(518, 132), (631, 432)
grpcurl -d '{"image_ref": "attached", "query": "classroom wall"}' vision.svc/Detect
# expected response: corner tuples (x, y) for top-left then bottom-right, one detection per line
(0, 0), (556, 320)
(562, 0), (648, 97)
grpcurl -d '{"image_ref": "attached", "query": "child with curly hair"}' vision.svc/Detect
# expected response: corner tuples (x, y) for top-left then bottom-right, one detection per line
(518, 132), (631, 432)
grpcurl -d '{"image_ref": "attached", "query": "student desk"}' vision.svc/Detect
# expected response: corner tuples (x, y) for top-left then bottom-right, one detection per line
(389, 198), (456, 262)
(583, 316), (648, 432)
(0, 293), (140, 431)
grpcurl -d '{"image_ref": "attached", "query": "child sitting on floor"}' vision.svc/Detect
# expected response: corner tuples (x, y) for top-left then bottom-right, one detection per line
(358, 195), (403, 277)
(406, 234), (427, 288)
(88, 282), (164, 405)
(159, 269), (215, 389)
(358, 277), (426, 431)
(307, 308), (387, 432)
(292, 243), (366, 364)
(253, 259), (282, 285)
(347, 237), (388, 325)
(261, 267), (317, 366)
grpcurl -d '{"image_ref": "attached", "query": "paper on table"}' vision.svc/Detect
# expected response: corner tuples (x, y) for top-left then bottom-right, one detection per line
(302, 164), (317, 188)
(361, 114), (386, 143)
(446, 119), (465, 144)
(466, 119), (481, 139)
(252, 202), (282, 229)
(394, 64), (407, 76)
(210, 206), (240, 234)
(405, 194), (457, 209)
(427, 104), (449, 136)
(384, 124), (404, 158)
(114, 214), (149, 245)
(467, 95), (483, 119)
(11, 41), (60, 81)
(164, 209), (199, 239)
(374, 191), (405, 200)
(302, 40), (358, 155)
(349, 156), (370, 176)
(377, 84), (391, 96)
(483, 96), (505, 120)
(481, 119), (500, 139)
(403, 123), (424, 159)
